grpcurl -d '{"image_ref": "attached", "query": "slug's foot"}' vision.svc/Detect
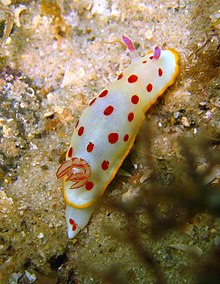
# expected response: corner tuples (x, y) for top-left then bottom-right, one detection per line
(56, 157), (91, 189)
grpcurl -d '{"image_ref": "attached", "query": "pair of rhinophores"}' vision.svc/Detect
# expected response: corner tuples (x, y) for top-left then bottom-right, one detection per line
(56, 36), (180, 238)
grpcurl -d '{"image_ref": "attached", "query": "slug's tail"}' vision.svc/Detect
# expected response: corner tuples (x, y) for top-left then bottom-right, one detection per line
(66, 204), (96, 238)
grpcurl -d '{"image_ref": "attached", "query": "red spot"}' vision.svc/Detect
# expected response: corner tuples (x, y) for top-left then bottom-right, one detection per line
(69, 218), (77, 231)
(128, 112), (134, 122)
(68, 147), (73, 157)
(85, 181), (94, 191)
(104, 105), (114, 116)
(89, 98), (96, 106)
(128, 74), (138, 83)
(99, 90), (108, 98)
(158, 68), (163, 76)
(124, 134), (129, 142)
(78, 126), (84, 136)
(75, 120), (79, 128)
(142, 60), (147, 63)
(117, 73), (123, 80)
(87, 142), (94, 152)
(131, 95), (139, 104)
(108, 133), (119, 144)
(101, 160), (109, 170)
(146, 83), (153, 92)
(150, 55), (153, 60)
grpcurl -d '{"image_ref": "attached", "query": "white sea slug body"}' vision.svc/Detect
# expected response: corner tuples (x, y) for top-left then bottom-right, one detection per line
(56, 36), (179, 238)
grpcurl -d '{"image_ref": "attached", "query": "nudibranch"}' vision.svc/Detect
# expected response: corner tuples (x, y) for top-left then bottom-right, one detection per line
(56, 36), (179, 238)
